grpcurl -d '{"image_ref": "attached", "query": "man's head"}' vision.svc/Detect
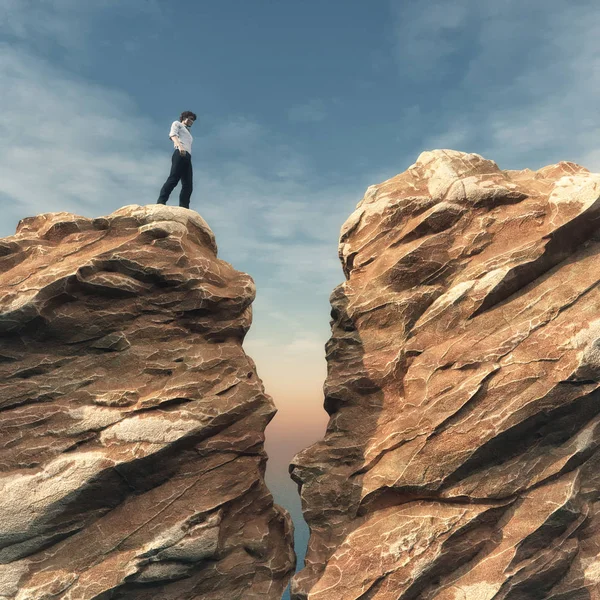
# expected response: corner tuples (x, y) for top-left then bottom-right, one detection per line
(180, 111), (197, 126)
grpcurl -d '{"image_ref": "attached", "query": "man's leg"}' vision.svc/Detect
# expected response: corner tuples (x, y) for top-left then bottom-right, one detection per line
(157, 150), (184, 205)
(179, 155), (193, 209)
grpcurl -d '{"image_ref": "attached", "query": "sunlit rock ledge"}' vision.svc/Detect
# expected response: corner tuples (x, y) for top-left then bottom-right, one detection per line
(0, 204), (295, 600)
(291, 149), (600, 599)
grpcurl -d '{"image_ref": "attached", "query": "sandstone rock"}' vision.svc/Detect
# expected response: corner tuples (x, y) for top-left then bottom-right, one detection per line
(0, 205), (294, 599)
(290, 150), (600, 598)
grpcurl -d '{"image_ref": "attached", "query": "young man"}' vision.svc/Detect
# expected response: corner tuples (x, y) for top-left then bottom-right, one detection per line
(157, 111), (197, 209)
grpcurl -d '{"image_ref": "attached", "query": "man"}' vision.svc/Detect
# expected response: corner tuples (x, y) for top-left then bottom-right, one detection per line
(157, 111), (197, 209)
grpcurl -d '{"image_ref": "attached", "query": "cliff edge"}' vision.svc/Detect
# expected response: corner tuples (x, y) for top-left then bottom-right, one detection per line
(0, 205), (295, 599)
(291, 150), (600, 599)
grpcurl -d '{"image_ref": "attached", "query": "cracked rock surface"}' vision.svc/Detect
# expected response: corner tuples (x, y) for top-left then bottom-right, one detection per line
(290, 150), (600, 599)
(0, 205), (294, 599)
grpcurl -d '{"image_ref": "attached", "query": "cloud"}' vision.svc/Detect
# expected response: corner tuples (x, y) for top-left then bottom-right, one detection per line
(0, 0), (89, 51)
(0, 47), (167, 227)
(0, 0), (165, 73)
(424, 118), (473, 154)
(390, 1), (471, 78)
(201, 117), (265, 150)
(288, 99), (327, 123)
(390, 0), (600, 171)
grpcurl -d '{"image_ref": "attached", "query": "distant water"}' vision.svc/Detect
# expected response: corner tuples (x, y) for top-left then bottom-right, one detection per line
(281, 525), (308, 599)
(265, 470), (310, 600)
(282, 519), (309, 600)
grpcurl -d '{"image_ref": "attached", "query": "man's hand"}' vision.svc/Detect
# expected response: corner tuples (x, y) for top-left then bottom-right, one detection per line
(170, 136), (186, 156)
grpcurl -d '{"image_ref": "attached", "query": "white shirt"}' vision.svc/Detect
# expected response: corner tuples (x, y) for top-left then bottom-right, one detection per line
(169, 120), (193, 155)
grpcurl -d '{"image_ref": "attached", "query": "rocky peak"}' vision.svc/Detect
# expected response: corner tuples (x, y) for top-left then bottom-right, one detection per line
(291, 150), (600, 598)
(0, 205), (294, 599)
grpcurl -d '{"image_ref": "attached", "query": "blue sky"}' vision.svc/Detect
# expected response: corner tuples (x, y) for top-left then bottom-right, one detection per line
(2, 0), (600, 595)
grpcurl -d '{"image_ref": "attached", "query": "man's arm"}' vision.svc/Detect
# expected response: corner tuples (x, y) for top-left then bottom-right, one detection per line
(168, 122), (186, 155)
(170, 135), (186, 155)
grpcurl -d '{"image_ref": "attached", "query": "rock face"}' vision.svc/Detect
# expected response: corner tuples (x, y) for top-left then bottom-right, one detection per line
(0, 205), (294, 599)
(291, 150), (600, 598)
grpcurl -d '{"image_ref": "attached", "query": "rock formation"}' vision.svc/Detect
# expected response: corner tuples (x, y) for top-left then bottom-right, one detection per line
(0, 205), (294, 599)
(291, 150), (600, 599)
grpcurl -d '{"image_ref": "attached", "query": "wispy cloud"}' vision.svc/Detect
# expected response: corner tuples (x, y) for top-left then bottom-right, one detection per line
(391, 0), (600, 171)
(201, 117), (265, 150)
(0, 47), (165, 223)
(390, 2), (470, 79)
(0, 0), (165, 65)
(288, 99), (327, 123)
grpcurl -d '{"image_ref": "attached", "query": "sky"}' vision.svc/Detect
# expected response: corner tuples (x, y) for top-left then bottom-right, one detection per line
(2, 0), (600, 597)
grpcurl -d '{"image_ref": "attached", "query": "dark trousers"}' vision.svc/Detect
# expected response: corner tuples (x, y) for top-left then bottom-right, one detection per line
(157, 150), (193, 208)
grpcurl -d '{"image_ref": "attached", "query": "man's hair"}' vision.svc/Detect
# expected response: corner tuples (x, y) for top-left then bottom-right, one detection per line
(180, 111), (197, 122)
